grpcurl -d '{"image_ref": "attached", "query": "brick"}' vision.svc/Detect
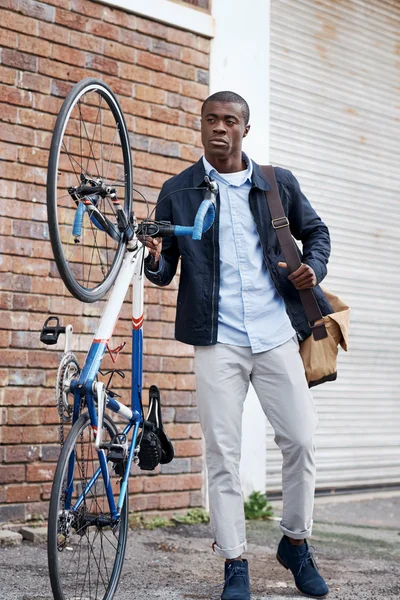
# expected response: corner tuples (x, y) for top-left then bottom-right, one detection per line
(175, 407), (199, 423)
(181, 145), (203, 162)
(26, 463), (56, 482)
(119, 62), (150, 84)
(18, 146), (48, 168)
(158, 491), (190, 510)
(162, 358), (193, 373)
(149, 138), (180, 158)
(0, 465), (25, 484)
(87, 19), (120, 41)
(135, 117), (166, 140)
(52, 44), (86, 67)
(18, 34), (51, 58)
(41, 445), (60, 461)
(20, 526), (47, 542)
(18, 72), (50, 95)
(151, 71), (181, 94)
(9, 369), (45, 386)
(8, 407), (44, 426)
(25, 501), (49, 521)
(86, 53), (118, 75)
(5, 445), (40, 463)
(152, 39), (181, 60)
(137, 51), (166, 73)
(22, 426), (58, 444)
(137, 17), (169, 39)
(2, 49), (37, 73)
(19, 107), (55, 131)
(167, 59), (196, 81)
(160, 458), (190, 474)
(0, 349), (28, 368)
(162, 390), (192, 406)
(0, 28), (18, 49)
(50, 79), (74, 97)
(104, 40), (134, 62)
(190, 490), (203, 507)
(134, 151), (190, 175)
(6, 485), (41, 504)
(181, 79), (208, 100)
(0, 369), (9, 386)
(0, 104), (19, 127)
(180, 111), (201, 130)
(0, 530), (23, 546)
(119, 28), (150, 51)
(70, 0), (103, 18)
(195, 35), (210, 54)
(166, 28), (195, 48)
(182, 47), (209, 69)
(0, 9), (37, 35)
(164, 423), (189, 439)
(70, 30), (103, 54)
(150, 104), (180, 126)
(175, 374), (196, 391)
(136, 84), (167, 105)
(0, 426), (23, 444)
(190, 457), (204, 473)
(0, 254), (12, 274)
(174, 440), (203, 457)
(55, 7), (88, 31)
(168, 92), (202, 115)
(0, 330), (11, 347)
(38, 20), (68, 44)
(18, 0), (55, 21)
(0, 84), (33, 109)
(12, 220), (48, 240)
(197, 69), (209, 85)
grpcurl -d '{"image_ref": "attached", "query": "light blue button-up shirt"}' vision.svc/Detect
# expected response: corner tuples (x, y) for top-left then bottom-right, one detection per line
(203, 154), (295, 353)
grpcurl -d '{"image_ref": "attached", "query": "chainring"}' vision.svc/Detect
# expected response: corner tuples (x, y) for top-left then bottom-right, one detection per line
(56, 352), (80, 420)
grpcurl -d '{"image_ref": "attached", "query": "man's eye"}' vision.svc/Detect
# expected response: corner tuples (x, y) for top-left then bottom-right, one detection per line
(207, 118), (215, 123)
(226, 120), (234, 125)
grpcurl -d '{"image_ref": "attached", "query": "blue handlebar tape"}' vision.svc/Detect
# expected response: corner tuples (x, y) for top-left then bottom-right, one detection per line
(173, 225), (194, 237)
(72, 202), (86, 237)
(192, 199), (215, 240)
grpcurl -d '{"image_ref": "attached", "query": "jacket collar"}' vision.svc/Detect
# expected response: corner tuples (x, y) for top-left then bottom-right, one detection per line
(192, 157), (271, 192)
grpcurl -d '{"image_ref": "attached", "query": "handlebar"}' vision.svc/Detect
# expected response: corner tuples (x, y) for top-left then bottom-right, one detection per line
(137, 190), (217, 241)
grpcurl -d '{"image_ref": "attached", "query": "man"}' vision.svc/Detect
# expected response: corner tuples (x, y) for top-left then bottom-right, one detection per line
(144, 91), (331, 600)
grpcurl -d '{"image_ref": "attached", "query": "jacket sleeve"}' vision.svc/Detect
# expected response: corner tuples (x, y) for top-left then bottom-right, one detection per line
(144, 182), (180, 287)
(286, 172), (331, 284)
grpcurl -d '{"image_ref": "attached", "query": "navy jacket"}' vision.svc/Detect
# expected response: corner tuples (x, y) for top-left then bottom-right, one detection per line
(145, 158), (332, 346)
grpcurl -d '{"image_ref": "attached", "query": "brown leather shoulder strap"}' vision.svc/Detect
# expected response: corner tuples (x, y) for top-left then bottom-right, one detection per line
(260, 165), (327, 341)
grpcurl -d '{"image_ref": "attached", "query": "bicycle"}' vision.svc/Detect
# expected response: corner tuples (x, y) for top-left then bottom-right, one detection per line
(42, 77), (218, 600)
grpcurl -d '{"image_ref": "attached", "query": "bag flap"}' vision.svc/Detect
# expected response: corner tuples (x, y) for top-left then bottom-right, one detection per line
(327, 309), (350, 351)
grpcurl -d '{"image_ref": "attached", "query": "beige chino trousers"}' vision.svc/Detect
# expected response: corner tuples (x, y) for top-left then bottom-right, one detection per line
(194, 336), (318, 559)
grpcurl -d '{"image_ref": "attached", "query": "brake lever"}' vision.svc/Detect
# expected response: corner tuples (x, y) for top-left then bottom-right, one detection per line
(204, 176), (218, 199)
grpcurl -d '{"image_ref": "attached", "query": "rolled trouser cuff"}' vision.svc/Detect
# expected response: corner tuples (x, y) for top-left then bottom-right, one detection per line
(279, 519), (313, 540)
(212, 539), (247, 559)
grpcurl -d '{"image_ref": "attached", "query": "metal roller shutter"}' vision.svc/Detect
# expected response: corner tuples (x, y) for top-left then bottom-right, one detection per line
(267, 0), (400, 491)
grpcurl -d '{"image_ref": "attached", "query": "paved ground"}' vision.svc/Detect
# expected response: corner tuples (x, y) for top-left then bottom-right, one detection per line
(0, 490), (399, 599)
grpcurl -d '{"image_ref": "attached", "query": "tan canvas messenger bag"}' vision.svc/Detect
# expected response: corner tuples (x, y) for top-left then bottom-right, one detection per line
(260, 166), (350, 388)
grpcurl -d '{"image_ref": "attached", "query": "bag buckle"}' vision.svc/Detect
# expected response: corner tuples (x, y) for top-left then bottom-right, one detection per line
(271, 217), (289, 229)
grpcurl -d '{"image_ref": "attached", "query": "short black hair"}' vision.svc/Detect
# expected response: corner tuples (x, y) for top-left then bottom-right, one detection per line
(201, 91), (250, 125)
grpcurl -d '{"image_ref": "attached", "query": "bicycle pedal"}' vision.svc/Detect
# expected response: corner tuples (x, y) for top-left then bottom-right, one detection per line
(104, 441), (128, 464)
(40, 316), (66, 345)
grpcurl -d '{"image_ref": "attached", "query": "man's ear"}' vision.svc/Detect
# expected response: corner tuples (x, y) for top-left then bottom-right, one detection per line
(243, 124), (251, 138)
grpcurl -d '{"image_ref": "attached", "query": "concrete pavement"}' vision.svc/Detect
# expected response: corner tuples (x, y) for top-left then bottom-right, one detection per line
(0, 489), (399, 599)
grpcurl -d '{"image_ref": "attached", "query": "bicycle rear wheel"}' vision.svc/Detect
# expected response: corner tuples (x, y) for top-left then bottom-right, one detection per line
(48, 412), (128, 600)
(47, 78), (133, 303)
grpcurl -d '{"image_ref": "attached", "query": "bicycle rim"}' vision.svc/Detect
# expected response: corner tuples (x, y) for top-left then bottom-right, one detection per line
(48, 412), (128, 600)
(47, 78), (133, 303)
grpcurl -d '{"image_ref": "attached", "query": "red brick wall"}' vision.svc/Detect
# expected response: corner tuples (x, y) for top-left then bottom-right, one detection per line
(0, 0), (210, 523)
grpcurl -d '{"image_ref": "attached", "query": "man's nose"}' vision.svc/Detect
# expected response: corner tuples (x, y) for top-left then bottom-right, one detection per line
(213, 121), (226, 133)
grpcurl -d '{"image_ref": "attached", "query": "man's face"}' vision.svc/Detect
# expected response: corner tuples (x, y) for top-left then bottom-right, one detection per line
(201, 101), (250, 160)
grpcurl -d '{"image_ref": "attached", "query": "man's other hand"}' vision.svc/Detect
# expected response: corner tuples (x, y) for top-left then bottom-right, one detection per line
(140, 235), (162, 268)
(278, 262), (317, 290)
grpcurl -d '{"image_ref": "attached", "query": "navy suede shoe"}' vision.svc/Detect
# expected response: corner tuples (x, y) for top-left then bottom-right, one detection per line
(277, 536), (328, 598)
(221, 559), (250, 600)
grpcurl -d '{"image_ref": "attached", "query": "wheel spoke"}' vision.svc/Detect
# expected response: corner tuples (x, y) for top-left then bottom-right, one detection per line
(48, 414), (127, 600)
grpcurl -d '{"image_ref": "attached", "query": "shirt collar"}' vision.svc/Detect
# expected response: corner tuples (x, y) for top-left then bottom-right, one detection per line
(202, 153), (253, 184)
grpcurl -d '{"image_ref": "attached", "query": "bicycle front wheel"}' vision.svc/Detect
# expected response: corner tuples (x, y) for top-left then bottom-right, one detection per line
(47, 78), (133, 303)
(48, 412), (129, 600)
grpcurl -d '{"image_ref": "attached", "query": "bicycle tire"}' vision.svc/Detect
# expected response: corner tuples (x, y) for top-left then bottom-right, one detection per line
(47, 78), (133, 303)
(48, 412), (129, 600)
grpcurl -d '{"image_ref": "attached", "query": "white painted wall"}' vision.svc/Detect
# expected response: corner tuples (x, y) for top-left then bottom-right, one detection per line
(209, 0), (271, 498)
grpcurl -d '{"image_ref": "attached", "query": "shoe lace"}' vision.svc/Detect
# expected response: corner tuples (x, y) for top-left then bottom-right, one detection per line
(212, 564), (247, 598)
(296, 545), (317, 577)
